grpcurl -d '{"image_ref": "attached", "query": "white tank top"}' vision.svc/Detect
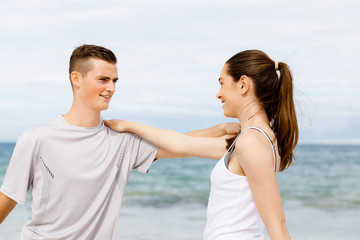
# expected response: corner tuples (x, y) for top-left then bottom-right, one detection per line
(203, 127), (277, 240)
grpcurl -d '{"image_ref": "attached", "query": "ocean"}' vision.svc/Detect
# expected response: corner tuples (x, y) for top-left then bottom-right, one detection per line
(0, 143), (359, 239)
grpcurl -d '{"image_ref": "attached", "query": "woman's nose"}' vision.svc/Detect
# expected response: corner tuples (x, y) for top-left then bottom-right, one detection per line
(217, 89), (221, 99)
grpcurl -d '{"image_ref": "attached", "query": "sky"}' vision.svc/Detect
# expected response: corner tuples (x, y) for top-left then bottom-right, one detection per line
(0, 0), (359, 144)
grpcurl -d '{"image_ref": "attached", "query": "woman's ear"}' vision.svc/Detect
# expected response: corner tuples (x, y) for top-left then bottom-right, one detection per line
(238, 75), (251, 95)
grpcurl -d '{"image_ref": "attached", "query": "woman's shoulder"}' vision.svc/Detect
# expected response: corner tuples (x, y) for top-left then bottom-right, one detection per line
(234, 128), (275, 169)
(236, 127), (271, 147)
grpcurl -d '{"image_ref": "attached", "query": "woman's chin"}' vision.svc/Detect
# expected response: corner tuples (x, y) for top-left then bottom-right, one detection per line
(223, 111), (237, 119)
(223, 111), (232, 118)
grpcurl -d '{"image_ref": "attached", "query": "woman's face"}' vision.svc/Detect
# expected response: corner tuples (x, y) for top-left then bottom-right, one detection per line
(217, 64), (242, 118)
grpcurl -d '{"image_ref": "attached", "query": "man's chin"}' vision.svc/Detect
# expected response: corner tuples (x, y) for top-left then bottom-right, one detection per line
(99, 104), (110, 111)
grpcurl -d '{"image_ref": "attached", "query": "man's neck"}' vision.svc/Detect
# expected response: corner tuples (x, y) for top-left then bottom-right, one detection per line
(63, 105), (101, 128)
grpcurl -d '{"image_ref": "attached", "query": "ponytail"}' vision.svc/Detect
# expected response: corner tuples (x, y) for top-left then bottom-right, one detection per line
(273, 62), (298, 171)
(224, 50), (299, 171)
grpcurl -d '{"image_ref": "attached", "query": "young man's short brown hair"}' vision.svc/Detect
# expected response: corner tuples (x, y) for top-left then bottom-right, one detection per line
(69, 44), (117, 79)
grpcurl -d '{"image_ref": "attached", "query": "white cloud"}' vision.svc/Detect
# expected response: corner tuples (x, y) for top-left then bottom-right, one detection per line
(0, 0), (359, 144)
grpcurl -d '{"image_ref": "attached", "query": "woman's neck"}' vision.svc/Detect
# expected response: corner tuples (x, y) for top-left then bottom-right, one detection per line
(238, 103), (269, 130)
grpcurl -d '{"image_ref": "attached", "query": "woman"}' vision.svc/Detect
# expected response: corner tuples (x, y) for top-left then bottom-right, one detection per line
(105, 50), (298, 240)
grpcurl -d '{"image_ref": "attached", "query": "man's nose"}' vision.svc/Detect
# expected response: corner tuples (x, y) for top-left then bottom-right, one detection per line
(107, 81), (115, 92)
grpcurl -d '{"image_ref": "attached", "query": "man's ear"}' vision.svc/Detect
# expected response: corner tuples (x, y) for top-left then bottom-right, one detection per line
(70, 71), (81, 89)
(238, 75), (251, 95)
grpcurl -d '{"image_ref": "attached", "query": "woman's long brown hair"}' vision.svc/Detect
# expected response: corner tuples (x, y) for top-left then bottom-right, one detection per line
(225, 50), (298, 171)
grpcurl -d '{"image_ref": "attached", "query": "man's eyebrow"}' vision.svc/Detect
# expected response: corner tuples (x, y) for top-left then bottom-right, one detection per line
(98, 76), (118, 81)
(98, 76), (111, 79)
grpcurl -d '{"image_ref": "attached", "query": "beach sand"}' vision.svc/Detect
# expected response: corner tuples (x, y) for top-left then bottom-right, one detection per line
(1, 203), (359, 240)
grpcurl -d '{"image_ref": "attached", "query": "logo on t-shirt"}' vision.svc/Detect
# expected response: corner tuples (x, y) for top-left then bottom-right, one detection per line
(116, 145), (126, 168)
(41, 157), (54, 179)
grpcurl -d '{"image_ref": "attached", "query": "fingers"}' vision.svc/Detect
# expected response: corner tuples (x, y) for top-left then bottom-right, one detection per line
(103, 119), (127, 132)
(225, 122), (241, 135)
(104, 119), (117, 128)
(103, 119), (111, 127)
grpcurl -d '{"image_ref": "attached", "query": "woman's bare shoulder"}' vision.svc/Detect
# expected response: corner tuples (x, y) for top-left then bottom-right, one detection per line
(234, 129), (275, 171)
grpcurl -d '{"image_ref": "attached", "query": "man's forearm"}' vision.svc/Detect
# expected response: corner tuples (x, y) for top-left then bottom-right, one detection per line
(0, 193), (17, 224)
(185, 122), (240, 137)
(185, 124), (226, 137)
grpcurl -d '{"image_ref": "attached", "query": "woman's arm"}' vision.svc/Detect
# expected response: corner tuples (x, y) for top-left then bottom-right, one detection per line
(235, 131), (291, 240)
(104, 120), (229, 160)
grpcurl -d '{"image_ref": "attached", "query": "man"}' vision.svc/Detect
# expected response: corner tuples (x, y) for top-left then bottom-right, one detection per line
(0, 44), (239, 239)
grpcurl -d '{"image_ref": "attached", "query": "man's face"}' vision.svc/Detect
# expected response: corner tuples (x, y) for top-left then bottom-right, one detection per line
(74, 59), (118, 112)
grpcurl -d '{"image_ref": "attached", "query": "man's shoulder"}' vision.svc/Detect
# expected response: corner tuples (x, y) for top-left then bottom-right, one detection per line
(19, 117), (62, 142)
(106, 127), (141, 141)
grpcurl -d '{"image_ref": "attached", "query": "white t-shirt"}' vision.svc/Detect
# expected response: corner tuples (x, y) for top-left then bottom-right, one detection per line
(1, 116), (158, 240)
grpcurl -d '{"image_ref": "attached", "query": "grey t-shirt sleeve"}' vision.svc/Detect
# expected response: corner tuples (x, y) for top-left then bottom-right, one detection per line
(1, 131), (36, 205)
(126, 133), (159, 174)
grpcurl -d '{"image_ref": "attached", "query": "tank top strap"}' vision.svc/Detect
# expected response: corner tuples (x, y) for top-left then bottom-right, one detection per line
(221, 131), (242, 159)
(223, 130), (245, 167)
(224, 127), (278, 172)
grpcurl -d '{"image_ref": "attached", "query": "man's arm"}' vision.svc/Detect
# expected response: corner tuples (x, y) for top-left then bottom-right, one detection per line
(185, 122), (240, 137)
(0, 192), (17, 224)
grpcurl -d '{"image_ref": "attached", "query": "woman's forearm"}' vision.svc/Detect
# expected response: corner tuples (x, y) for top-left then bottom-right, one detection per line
(130, 121), (189, 153)
(267, 222), (291, 240)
